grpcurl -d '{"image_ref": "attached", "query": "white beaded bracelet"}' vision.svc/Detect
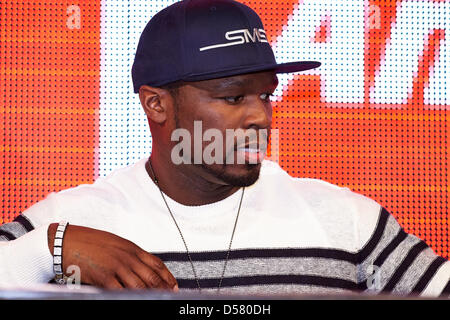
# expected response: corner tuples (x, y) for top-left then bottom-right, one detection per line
(53, 221), (69, 285)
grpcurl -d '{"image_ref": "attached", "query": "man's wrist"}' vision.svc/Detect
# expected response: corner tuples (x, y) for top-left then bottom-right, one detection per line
(47, 223), (58, 255)
(53, 222), (69, 284)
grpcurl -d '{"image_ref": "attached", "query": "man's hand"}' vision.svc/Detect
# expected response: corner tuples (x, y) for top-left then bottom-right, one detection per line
(47, 223), (178, 290)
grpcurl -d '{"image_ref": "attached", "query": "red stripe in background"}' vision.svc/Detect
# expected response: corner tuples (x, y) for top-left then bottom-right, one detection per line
(0, 1), (101, 223)
(241, 0), (448, 259)
(364, 0), (399, 105)
(408, 29), (446, 109)
(239, 0), (300, 44)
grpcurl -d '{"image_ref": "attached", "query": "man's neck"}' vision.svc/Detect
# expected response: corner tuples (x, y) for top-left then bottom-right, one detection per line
(147, 154), (241, 206)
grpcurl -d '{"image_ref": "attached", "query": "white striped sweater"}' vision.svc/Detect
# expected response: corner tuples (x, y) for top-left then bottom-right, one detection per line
(0, 159), (449, 297)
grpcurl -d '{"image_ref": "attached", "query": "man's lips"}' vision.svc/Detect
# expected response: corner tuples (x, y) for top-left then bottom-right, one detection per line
(235, 144), (267, 163)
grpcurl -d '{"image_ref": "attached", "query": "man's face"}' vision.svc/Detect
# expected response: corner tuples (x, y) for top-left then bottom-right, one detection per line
(170, 70), (278, 187)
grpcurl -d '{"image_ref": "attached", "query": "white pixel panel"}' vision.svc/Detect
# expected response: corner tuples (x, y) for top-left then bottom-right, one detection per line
(99, 0), (178, 176)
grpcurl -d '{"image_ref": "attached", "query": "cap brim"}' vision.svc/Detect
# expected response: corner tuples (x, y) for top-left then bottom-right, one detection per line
(274, 61), (321, 73)
(182, 61), (321, 83)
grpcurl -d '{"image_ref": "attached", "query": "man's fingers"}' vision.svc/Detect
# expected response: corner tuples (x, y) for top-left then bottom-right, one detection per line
(138, 268), (169, 289)
(103, 276), (124, 290)
(136, 250), (178, 290)
(130, 254), (175, 290)
(115, 266), (148, 289)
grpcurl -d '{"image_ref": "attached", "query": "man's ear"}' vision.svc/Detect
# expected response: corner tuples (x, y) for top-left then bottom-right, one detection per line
(138, 85), (171, 124)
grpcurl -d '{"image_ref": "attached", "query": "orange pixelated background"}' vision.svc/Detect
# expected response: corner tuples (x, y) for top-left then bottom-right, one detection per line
(0, 1), (100, 221)
(0, 0), (448, 259)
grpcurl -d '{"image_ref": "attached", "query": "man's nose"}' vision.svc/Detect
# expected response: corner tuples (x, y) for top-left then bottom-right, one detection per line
(242, 96), (272, 129)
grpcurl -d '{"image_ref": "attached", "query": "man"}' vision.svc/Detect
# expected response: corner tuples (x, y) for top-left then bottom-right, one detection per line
(0, 0), (449, 296)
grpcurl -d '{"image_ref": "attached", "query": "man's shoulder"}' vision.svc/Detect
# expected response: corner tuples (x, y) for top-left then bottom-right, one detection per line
(33, 159), (145, 208)
(259, 160), (383, 249)
(60, 158), (147, 197)
(22, 159), (149, 227)
(260, 159), (373, 204)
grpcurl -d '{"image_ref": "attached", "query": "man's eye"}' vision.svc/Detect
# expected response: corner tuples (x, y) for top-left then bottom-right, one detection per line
(222, 95), (244, 104)
(260, 93), (274, 101)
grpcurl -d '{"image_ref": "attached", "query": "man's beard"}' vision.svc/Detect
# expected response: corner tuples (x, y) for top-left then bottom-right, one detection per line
(200, 162), (262, 187)
(172, 98), (263, 187)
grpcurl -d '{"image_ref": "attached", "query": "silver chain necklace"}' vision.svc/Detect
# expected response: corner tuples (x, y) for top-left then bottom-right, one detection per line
(145, 159), (244, 292)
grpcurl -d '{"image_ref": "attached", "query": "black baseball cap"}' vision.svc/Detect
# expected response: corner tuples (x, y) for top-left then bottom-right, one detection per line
(132, 0), (320, 93)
